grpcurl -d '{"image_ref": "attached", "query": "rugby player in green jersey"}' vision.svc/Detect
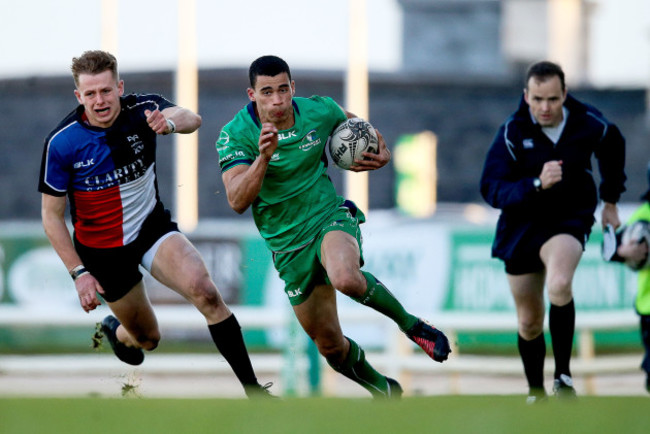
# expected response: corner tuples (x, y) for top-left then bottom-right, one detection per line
(216, 55), (451, 398)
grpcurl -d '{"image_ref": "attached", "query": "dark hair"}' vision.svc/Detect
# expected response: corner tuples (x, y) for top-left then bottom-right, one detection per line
(71, 50), (119, 87)
(525, 61), (565, 91)
(248, 55), (291, 88)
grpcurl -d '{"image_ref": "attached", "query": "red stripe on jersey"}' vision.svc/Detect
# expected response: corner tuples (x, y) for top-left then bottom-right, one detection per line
(73, 186), (124, 248)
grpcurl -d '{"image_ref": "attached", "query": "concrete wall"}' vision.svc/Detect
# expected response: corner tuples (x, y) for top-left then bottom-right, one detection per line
(399, 0), (510, 78)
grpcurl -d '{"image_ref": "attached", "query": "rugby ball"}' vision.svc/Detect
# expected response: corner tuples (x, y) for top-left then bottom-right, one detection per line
(621, 220), (650, 270)
(328, 118), (379, 170)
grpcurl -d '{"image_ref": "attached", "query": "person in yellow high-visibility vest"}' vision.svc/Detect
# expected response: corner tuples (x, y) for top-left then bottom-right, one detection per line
(606, 163), (650, 393)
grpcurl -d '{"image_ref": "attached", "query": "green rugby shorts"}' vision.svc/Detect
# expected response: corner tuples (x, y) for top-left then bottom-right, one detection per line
(273, 201), (366, 305)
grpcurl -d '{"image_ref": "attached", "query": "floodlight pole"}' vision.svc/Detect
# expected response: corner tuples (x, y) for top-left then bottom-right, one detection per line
(345, 0), (369, 213)
(547, 0), (586, 85)
(100, 0), (119, 55)
(175, 0), (199, 232)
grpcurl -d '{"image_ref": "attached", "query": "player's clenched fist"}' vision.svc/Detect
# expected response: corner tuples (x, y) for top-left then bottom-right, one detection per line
(539, 160), (563, 190)
(145, 109), (172, 135)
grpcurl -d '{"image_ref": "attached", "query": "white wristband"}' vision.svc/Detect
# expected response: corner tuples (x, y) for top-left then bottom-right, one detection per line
(166, 118), (176, 134)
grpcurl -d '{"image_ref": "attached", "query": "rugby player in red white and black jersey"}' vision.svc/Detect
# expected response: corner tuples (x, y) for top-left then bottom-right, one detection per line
(38, 50), (273, 398)
(40, 92), (172, 249)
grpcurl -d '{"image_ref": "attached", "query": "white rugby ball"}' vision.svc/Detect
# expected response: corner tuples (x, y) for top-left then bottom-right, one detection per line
(328, 118), (379, 170)
(621, 220), (650, 270)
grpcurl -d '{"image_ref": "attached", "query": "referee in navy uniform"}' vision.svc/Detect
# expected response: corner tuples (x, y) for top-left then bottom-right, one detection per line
(480, 61), (626, 403)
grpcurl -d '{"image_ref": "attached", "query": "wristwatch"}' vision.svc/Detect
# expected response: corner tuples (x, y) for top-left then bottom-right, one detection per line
(533, 177), (542, 192)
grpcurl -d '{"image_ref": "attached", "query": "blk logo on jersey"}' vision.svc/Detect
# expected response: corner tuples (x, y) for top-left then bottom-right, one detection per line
(278, 130), (297, 141)
(523, 139), (534, 149)
(288, 287), (303, 298)
(74, 159), (95, 169)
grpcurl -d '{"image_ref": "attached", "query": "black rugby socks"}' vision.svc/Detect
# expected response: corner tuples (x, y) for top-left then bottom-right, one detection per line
(550, 299), (575, 379)
(208, 313), (259, 388)
(518, 332), (546, 389)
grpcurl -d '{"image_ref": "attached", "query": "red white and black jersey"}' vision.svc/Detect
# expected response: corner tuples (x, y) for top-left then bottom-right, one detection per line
(38, 93), (175, 249)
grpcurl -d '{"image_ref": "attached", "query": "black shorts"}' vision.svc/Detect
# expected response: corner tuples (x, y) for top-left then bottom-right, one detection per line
(504, 221), (590, 276)
(74, 202), (179, 302)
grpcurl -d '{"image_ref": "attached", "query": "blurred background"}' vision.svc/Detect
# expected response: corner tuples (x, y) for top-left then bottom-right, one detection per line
(0, 0), (649, 397)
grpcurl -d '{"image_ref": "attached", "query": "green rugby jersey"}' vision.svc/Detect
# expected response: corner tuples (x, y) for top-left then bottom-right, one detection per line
(216, 95), (348, 252)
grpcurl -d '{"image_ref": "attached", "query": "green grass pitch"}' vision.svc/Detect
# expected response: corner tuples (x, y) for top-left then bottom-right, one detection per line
(0, 395), (647, 434)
